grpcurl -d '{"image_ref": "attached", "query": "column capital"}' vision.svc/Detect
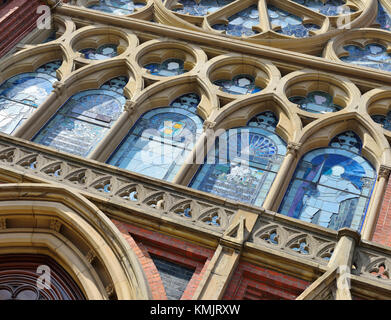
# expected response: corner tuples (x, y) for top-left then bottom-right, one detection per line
(52, 81), (65, 96)
(337, 227), (361, 245)
(203, 120), (216, 132)
(124, 100), (136, 114)
(378, 165), (391, 181)
(286, 142), (302, 157)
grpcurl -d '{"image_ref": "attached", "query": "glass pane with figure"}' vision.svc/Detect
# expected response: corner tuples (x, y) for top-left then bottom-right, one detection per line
(292, 0), (354, 16)
(107, 93), (203, 181)
(172, 0), (234, 16)
(0, 60), (61, 134)
(190, 111), (286, 207)
(372, 112), (391, 131)
(33, 77), (128, 157)
(279, 131), (376, 231)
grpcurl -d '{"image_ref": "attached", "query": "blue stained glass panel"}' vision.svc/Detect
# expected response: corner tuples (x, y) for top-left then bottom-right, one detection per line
(190, 112), (286, 207)
(213, 74), (262, 95)
(340, 44), (391, 72)
(212, 5), (260, 37)
(88, 0), (145, 15)
(292, 0), (354, 16)
(107, 93), (203, 181)
(0, 61), (61, 134)
(376, 1), (391, 31)
(172, 0), (234, 16)
(80, 44), (118, 60)
(268, 5), (320, 38)
(144, 59), (188, 77)
(372, 112), (391, 131)
(33, 76), (128, 157)
(289, 91), (342, 114)
(279, 131), (376, 231)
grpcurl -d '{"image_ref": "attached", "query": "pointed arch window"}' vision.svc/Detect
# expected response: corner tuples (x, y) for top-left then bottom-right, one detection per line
(33, 76), (128, 157)
(190, 111), (287, 207)
(107, 93), (204, 181)
(279, 131), (376, 231)
(0, 61), (61, 134)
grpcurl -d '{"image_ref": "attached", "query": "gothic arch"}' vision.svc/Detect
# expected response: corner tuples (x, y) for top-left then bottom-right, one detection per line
(296, 112), (391, 168)
(0, 183), (152, 300)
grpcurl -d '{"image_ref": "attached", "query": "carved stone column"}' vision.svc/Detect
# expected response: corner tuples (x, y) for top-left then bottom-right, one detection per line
(362, 165), (391, 241)
(262, 142), (301, 211)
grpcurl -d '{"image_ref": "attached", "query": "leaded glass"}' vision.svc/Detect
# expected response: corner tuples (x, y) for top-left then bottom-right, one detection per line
(0, 61), (61, 134)
(172, 0), (234, 16)
(212, 5), (260, 37)
(107, 93), (203, 181)
(79, 44), (118, 60)
(289, 91), (342, 114)
(279, 131), (376, 231)
(190, 112), (286, 207)
(144, 59), (188, 77)
(33, 76), (128, 157)
(376, 1), (391, 30)
(213, 74), (262, 95)
(372, 112), (391, 131)
(88, 0), (145, 15)
(292, 0), (354, 16)
(268, 5), (320, 38)
(340, 44), (391, 72)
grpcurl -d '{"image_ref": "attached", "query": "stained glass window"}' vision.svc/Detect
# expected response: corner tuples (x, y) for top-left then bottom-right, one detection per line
(107, 93), (203, 181)
(190, 111), (287, 207)
(376, 1), (391, 31)
(212, 5), (260, 37)
(372, 112), (391, 131)
(292, 0), (354, 16)
(268, 5), (320, 38)
(144, 59), (188, 77)
(172, 0), (234, 16)
(33, 77), (128, 157)
(80, 44), (118, 60)
(289, 91), (342, 114)
(88, 0), (145, 15)
(279, 131), (376, 231)
(0, 60), (61, 134)
(213, 74), (262, 95)
(340, 44), (391, 72)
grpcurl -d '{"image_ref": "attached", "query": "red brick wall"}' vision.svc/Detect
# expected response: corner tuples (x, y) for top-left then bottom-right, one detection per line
(112, 220), (214, 300)
(223, 261), (309, 300)
(0, 0), (41, 58)
(372, 177), (391, 246)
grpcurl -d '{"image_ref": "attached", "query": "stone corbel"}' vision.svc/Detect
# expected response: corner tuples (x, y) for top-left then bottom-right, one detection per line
(203, 120), (216, 132)
(0, 218), (6, 230)
(49, 219), (62, 233)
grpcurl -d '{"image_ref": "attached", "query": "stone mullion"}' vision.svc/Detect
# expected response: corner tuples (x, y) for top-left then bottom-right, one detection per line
(262, 142), (301, 212)
(172, 120), (216, 186)
(12, 81), (67, 140)
(87, 100), (137, 162)
(362, 165), (391, 241)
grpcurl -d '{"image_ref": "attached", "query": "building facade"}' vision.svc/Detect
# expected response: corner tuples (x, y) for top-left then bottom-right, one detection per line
(0, 0), (391, 300)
